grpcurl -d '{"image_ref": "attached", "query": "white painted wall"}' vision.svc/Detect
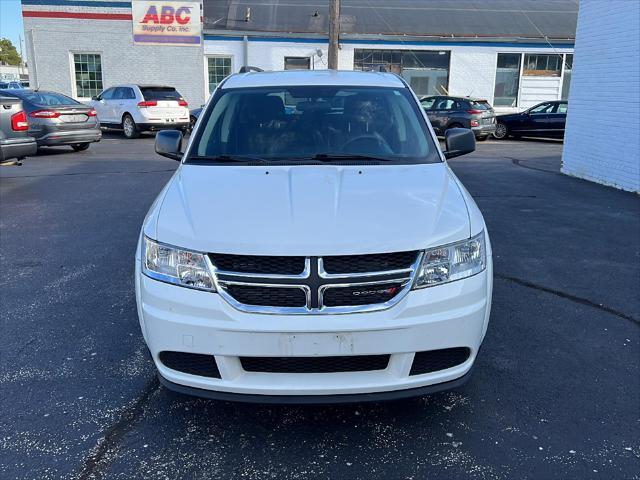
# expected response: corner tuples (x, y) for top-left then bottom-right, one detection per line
(561, 0), (640, 192)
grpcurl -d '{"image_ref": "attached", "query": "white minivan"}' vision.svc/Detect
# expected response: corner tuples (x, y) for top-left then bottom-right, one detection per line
(91, 84), (190, 139)
(136, 70), (492, 403)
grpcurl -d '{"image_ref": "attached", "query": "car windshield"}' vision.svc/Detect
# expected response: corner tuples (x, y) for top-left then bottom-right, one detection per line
(18, 91), (80, 106)
(189, 85), (440, 164)
(141, 87), (183, 101)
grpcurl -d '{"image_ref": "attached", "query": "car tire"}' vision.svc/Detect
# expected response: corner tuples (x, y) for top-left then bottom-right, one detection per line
(71, 143), (90, 152)
(122, 114), (140, 139)
(493, 123), (508, 139)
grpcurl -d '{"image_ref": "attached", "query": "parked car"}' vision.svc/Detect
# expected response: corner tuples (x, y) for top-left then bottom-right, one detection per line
(0, 89), (101, 151)
(189, 106), (203, 131)
(138, 70), (492, 403)
(0, 81), (24, 90)
(0, 94), (37, 163)
(420, 96), (496, 141)
(493, 101), (568, 139)
(90, 84), (190, 139)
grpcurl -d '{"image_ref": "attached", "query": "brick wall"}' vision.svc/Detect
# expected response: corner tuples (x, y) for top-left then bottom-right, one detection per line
(561, 0), (640, 192)
(23, 18), (206, 107)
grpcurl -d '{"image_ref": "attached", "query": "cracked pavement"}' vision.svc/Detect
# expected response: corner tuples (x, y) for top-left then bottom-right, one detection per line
(1, 135), (638, 479)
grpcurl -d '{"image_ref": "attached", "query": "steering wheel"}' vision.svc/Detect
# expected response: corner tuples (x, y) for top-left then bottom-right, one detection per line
(340, 134), (393, 155)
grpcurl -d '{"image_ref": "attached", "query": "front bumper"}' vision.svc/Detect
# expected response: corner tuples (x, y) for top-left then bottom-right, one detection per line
(34, 128), (102, 146)
(135, 252), (493, 401)
(158, 363), (476, 404)
(0, 137), (37, 162)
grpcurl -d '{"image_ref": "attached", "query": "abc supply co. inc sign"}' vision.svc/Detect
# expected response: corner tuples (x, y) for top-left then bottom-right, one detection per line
(132, 1), (201, 46)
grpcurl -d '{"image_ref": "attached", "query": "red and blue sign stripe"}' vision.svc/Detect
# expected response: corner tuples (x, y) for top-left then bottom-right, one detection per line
(22, 0), (133, 20)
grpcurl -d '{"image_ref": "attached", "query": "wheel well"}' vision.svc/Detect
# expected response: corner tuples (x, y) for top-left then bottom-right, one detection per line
(122, 112), (133, 123)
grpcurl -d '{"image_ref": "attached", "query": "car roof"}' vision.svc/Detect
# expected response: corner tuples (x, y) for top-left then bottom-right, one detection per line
(421, 95), (488, 102)
(106, 84), (176, 89)
(221, 70), (406, 89)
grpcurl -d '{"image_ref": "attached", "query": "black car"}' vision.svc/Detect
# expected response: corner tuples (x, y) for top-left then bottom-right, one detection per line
(189, 106), (203, 131)
(493, 101), (568, 140)
(420, 96), (497, 141)
(0, 94), (37, 164)
(0, 89), (101, 151)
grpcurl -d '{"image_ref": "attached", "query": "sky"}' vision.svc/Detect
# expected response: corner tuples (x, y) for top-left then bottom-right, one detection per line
(0, 0), (25, 56)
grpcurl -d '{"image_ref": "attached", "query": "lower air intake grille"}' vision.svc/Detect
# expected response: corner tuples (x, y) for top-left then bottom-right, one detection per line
(159, 351), (221, 378)
(223, 284), (307, 307)
(240, 355), (390, 373)
(409, 347), (471, 376)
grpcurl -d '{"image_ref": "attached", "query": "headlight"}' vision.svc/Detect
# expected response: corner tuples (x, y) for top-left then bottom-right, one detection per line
(413, 232), (486, 289)
(142, 237), (216, 291)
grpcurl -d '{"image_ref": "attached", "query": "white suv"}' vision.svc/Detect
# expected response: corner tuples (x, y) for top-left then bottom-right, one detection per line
(136, 70), (492, 403)
(91, 84), (189, 139)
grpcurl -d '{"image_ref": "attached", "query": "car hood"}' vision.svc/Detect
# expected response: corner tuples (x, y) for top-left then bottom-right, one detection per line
(152, 163), (470, 256)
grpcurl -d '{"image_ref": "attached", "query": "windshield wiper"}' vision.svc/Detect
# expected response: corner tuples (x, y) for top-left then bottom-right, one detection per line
(188, 154), (270, 164)
(310, 153), (395, 162)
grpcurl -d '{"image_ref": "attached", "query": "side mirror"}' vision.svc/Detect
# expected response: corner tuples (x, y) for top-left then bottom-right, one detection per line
(155, 130), (183, 161)
(91, 95), (98, 101)
(443, 128), (475, 159)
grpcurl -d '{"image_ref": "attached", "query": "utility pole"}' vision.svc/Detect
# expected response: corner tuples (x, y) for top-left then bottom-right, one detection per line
(328, 0), (340, 69)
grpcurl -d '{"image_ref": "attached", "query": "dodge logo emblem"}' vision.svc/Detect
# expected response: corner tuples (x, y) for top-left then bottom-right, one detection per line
(352, 286), (399, 296)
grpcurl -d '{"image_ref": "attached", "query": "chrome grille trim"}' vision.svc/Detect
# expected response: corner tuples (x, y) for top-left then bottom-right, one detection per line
(218, 281), (312, 314)
(318, 277), (413, 314)
(211, 252), (423, 315)
(318, 257), (414, 279)
(213, 258), (311, 279)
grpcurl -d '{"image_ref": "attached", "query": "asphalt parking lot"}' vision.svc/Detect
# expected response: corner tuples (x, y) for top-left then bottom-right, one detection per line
(1, 133), (638, 480)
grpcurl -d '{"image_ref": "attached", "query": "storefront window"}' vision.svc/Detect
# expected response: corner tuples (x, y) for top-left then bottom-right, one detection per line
(354, 49), (450, 97)
(493, 53), (521, 107)
(561, 54), (573, 100)
(284, 57), (311, 70)
(523, 54), (562, 77)
(207, 57), (231, 94)
(72, 53), (103, 99)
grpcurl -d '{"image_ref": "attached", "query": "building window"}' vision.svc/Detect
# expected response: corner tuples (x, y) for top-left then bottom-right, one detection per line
(561, 54), (573, 100)
(72, 53), (103, 98)
(354, 49), (450, 97)
(284, 57), (311, 70)
(523, 54), (562, 77)
(207, 56), (231, 94)
(494, 53), (521, 107)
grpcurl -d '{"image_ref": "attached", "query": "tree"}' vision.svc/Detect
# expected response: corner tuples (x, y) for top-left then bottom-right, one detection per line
(0, 38), (22, 66)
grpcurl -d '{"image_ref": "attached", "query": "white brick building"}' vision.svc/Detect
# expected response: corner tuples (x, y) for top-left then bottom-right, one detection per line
(562, 0), (640, 192)
(22, 0), (577, 112)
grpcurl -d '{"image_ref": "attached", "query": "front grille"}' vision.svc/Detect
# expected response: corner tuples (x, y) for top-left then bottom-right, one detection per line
(210, 253), (306, 275)
(409, 348), (471, 376)
(240, 355), (390, 373)
(211, 251), (420, 314)
(322, 251), (418, 274)
(159, 351), (221, 378)
(322, 281), (406, 307)
(223, 284), (307, 307)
